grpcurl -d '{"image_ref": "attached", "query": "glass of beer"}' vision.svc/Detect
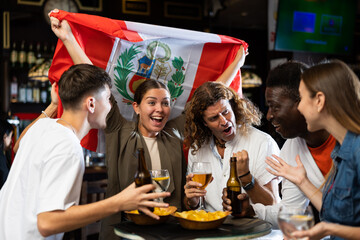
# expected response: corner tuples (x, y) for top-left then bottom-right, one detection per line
(150, 169), (170, 202)
(277, 205), (315, 240)
(191, 161), (212, 210)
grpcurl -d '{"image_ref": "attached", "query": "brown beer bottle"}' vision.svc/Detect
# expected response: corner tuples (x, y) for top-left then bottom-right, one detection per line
(134, 148), (153, 212)
(226, 157), (242, 217)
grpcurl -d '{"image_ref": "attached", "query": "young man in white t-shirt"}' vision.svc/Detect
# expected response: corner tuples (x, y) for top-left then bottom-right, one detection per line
(0, 64), (170, 240)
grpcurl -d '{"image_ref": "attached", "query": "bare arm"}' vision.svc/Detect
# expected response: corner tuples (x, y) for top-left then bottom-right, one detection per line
(13, 83), (59, 153)
(215, 45), (247, 86)
(266, 154), (323, 211)
(49, 9), (92, 65)
(234, 150), (277, 205)
(37, 183), (170, 237)
(240, 174), (277, 205)
(292, 221), (360, 240)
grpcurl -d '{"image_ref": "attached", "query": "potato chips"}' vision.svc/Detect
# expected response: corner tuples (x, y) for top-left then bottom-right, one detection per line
(127, 207), (175, 216)
(174, 210), (229, 222)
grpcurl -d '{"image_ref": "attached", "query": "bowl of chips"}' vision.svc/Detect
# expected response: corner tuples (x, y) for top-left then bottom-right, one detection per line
(172, 210), (231, 230)
(125, 206), (177, 225)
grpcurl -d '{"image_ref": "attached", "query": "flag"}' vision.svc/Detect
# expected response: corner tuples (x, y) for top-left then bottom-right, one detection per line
(48, 10), (248, 152)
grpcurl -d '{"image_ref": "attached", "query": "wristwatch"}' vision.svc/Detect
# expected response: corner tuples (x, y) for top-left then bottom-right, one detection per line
(243, 174), (255, 191)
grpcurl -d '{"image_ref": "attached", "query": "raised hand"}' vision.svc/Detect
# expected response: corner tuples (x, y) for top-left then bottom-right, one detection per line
(233, 150), (250, 177)
(48, 9), (73, 42)
(266, 154), (307, 186)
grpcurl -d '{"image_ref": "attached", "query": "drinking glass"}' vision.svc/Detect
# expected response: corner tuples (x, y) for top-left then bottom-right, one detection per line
(278, 205), (315, 240)
(190, 161), (212, 210)
(150, 169), (170, 202)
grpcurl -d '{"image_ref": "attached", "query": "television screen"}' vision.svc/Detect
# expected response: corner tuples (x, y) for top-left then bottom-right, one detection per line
(275, 0), (357, 55)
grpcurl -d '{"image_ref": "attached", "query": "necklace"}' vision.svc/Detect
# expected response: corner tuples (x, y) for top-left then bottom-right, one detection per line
(59, 118), (76, 134)
(214, 137), (226, 148)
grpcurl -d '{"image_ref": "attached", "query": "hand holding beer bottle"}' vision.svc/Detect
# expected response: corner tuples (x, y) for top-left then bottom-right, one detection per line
(134, 148), (154, 213)
(226, 156), (242, 217)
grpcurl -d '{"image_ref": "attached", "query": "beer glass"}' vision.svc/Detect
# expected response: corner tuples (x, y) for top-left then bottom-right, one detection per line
(191, 161), (212, 210)
(278, 205), (315, 240)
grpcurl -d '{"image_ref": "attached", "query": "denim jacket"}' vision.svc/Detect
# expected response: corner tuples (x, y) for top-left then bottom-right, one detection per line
(320, 131), (360, 239)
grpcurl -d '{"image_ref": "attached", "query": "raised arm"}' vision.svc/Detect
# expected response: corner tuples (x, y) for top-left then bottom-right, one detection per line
(49, 9), (92, 65)
(215, 45), (247, 86)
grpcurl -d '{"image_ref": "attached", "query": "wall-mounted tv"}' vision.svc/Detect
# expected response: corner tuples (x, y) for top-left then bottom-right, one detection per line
(275, 0), (357, 55)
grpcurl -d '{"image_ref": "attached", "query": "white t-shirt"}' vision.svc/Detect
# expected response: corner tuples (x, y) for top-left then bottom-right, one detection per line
(0, 118), (84, 240)
(188, 126), (280, 212)
(252, 137), (325, 228)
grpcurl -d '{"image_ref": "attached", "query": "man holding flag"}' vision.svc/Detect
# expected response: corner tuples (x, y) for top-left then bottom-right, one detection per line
(48, 9), (248, 239)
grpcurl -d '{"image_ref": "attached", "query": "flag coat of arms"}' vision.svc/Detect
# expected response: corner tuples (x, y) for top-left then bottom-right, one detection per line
(48, 10), (248, 152)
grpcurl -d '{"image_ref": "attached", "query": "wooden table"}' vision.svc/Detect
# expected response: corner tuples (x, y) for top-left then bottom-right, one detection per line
(114, 217), (273, 240)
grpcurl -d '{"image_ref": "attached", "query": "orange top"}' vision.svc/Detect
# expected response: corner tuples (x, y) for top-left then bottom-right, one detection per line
(308, 135), (336, 176)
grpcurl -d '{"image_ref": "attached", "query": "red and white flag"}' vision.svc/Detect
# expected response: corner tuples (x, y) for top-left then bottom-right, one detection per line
(48, 10), (248, 152)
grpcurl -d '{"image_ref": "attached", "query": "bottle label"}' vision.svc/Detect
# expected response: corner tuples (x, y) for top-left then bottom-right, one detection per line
(19, 51), (26, 64)
(33, 88), (40, 103)
(11, 83), (18, 95)
(26, 88), (33, 102)
(19, 88), (26, 102)
(41, 90), (47, 103)
(27, 52), (36, 65)
(10, 51), (18, 64)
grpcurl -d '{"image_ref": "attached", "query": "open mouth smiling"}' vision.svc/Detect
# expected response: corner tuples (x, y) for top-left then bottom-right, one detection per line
(151, 116), (164, 123)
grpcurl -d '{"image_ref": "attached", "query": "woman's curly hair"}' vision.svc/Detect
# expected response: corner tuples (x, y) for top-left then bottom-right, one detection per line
(184, 82), (262, 155)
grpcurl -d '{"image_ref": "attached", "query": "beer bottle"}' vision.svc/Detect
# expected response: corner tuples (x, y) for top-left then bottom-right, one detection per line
(226, 157), (242, 217)
(10, 42), (18, 68)
(134, 148), (153, 212)
(18, 40), (27, 69)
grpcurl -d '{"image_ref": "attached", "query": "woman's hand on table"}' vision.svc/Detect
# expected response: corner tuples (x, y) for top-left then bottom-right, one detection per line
(117, 183), (170, 220)
(222, 188), (255, 217)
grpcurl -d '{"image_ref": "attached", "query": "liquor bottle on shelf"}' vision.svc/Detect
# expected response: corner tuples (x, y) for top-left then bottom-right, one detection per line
(26, 80), (33, 103)
(19, 40), (27, 69)
(43, 42), (50, 60)
(40, 81), (48, 104)
(134, 148), (154, 212)
(10, 76), (18, 103)
(35, 42), (44, 65)
(32, 80), (40, 103)
(18, 81), (27, 103)
(27, 43), (36, 69)
(10, 42), (19, 68)
(226, 156), (243, 217)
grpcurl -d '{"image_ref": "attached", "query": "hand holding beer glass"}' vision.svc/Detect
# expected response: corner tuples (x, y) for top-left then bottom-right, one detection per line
(190, 161), (212, 210)
(277, 205), (315, 240)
